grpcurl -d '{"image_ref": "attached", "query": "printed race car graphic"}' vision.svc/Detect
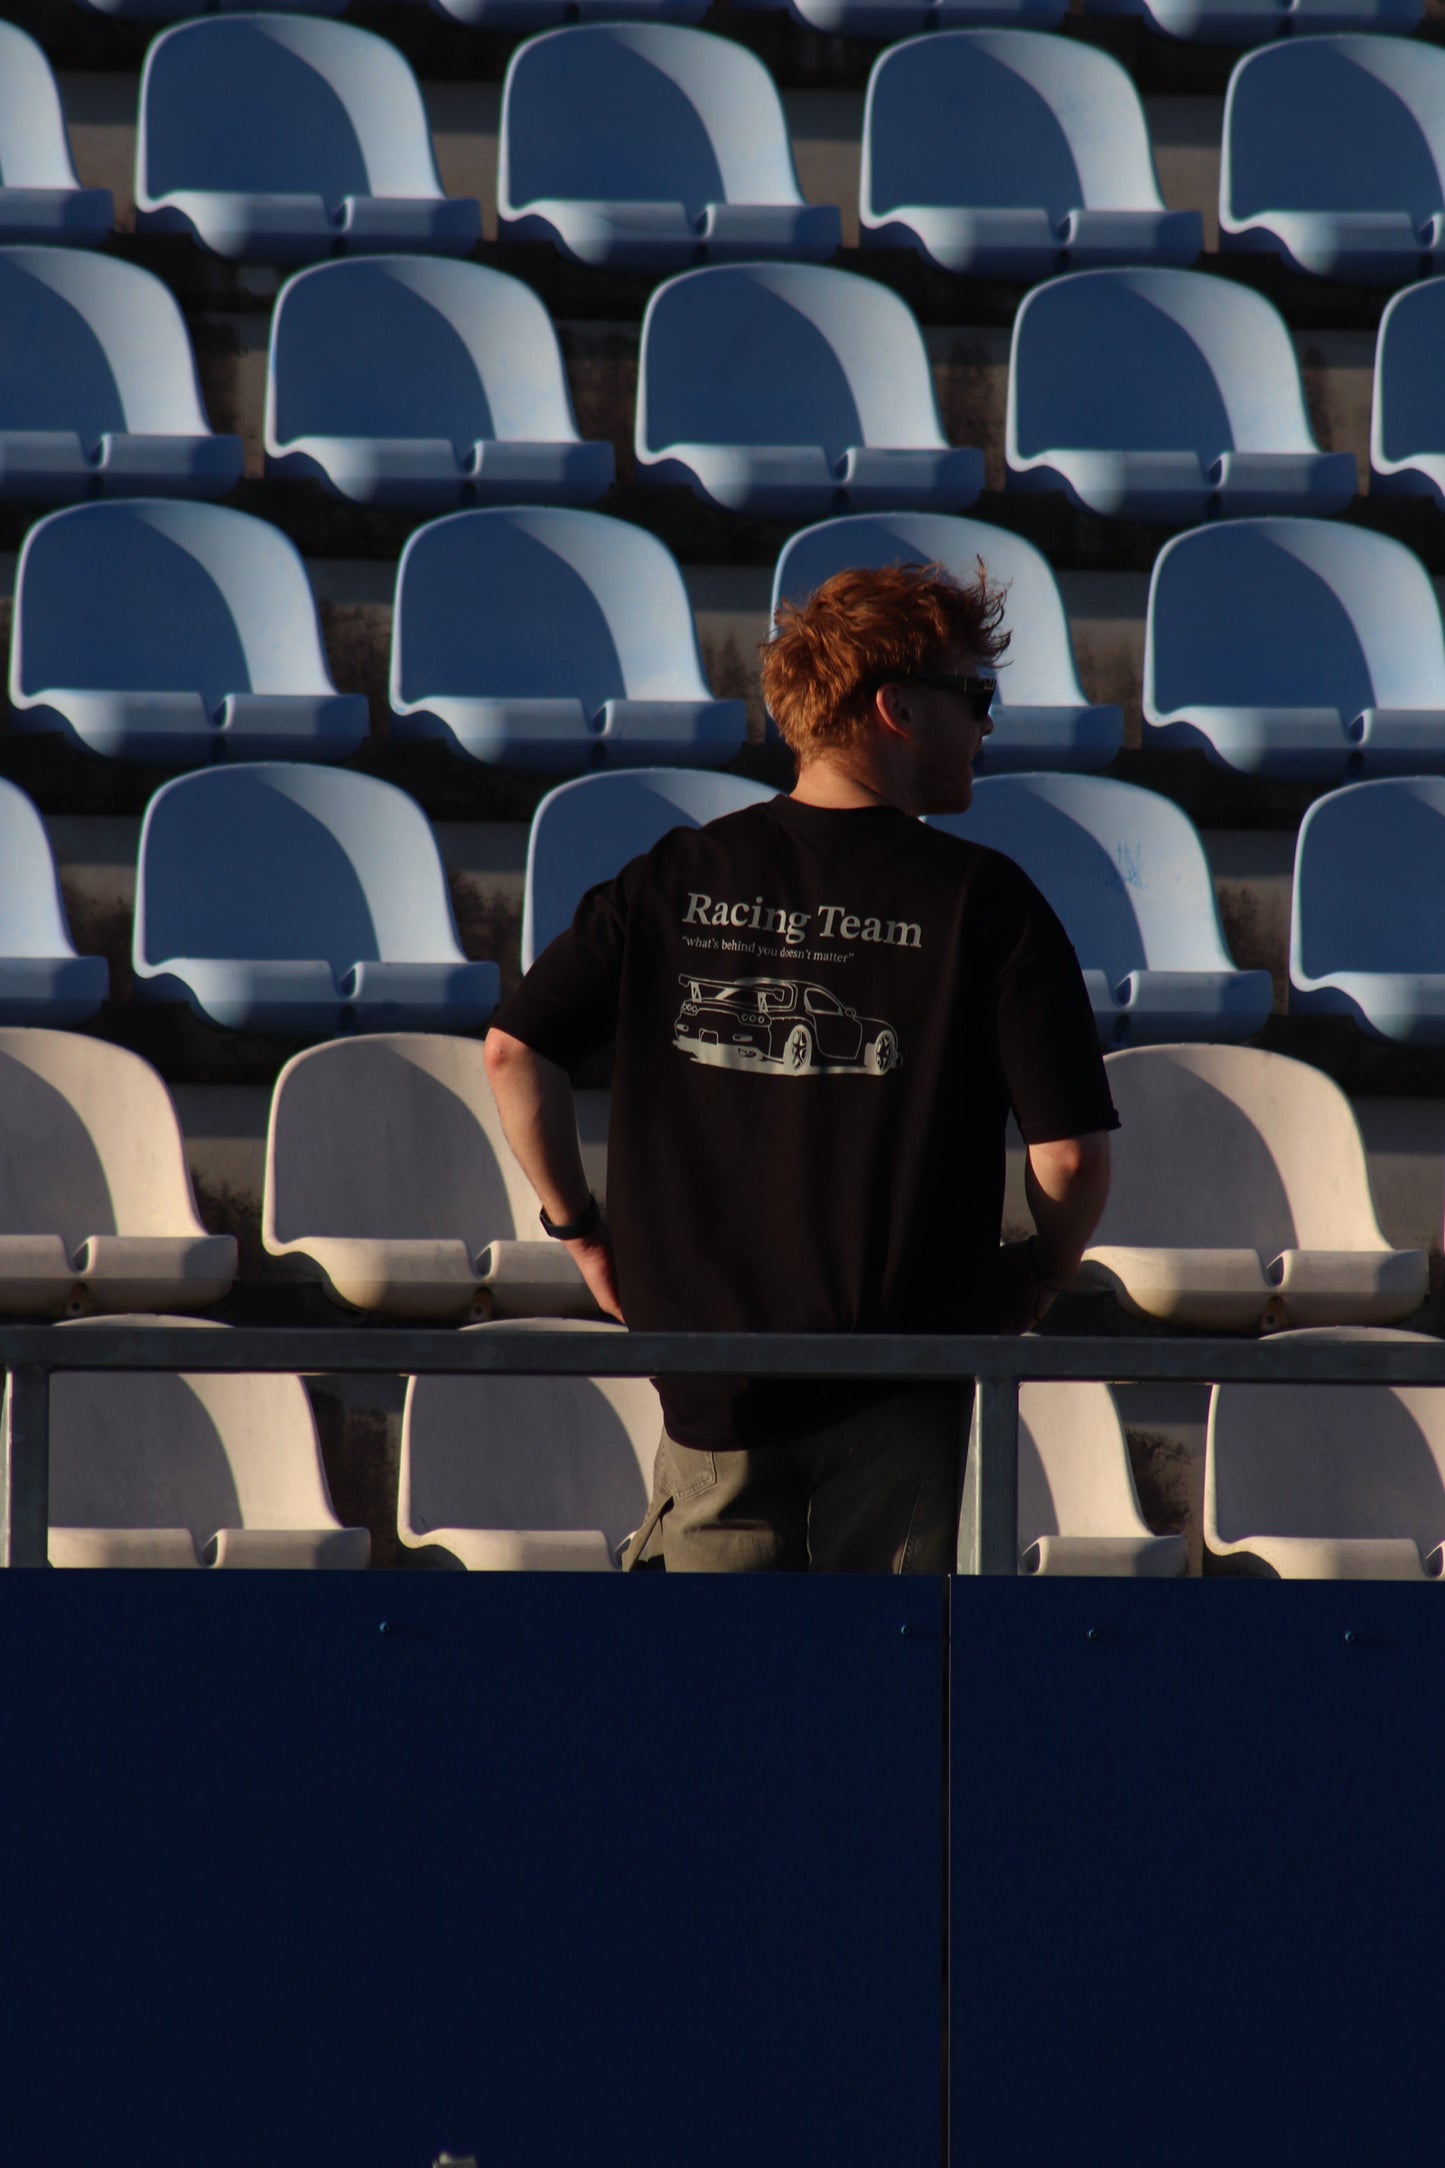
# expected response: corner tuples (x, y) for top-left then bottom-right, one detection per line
(673, 974), (902, 1076)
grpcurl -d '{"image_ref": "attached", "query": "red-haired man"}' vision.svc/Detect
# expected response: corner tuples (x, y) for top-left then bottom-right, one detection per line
(484, 563), (1116, 1572)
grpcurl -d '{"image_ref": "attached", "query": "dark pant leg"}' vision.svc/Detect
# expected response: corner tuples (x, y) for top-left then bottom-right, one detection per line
(801, 1383), (970, 1574)
(642, 1430), (811, 1573)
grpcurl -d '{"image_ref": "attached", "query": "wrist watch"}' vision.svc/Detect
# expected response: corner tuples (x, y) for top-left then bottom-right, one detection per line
(539, 1194), (601, 1241)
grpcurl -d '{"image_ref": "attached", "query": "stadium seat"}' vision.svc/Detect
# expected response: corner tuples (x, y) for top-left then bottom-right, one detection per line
(264, 1034), (608, 1319)
(1220, 38), (1445, 283)
(265, 257), (613, 510)
(1086, 0), (1419, 44)
(0, 780), (108, 1026)
(392, 507), (747, 770)
(11, 500), (368, 764)
(523, 768), (776, 968)
(929, 775), (1272, 1044)
(1076, 1044), (1428, 1330)
(789, 0), (1064, 36)
(1290, 776), (1445, 1044)
(400, 1320), (660, 1570)
(43, 1318), (369, 1571)
(959, 1382), (1186, 1575)
(636, 262), (984, 518)
(430, 0), (708, 27)
(1371, 274), (1445, 508)
(861, 32), (1201, 279)
(79, 0), (347, 15)
(0, 249), (241, 504)
(499, 25), (840, 271)
(0, 25), (111, 244)
(133, 764), (499, 1034)
(135, 16), (481, 263)
(0, 1031), (237, 1316)
(1206, 1329), (1445, 1578)
(1006, 267), (1356, 521)
(1144, 518), (1445, 781)
(772, 513), (1122, 772)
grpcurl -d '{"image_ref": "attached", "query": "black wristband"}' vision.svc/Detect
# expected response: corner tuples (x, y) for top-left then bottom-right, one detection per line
(540, 1194), (601, 1242)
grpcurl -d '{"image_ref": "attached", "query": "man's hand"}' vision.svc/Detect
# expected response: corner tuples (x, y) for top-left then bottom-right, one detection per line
(994, 1238), (1054, 1337)
(565, 1224), (625, 1325)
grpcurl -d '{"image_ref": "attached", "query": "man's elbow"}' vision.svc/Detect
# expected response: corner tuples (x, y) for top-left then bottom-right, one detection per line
(1033, 1131), (1111, 1190)
(483, 1026), (531, 1087)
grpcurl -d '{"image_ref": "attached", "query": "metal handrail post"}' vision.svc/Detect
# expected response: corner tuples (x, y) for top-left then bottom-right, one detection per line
(963, 1372), (1019, 1576)
(1, 1365), (49, 1569)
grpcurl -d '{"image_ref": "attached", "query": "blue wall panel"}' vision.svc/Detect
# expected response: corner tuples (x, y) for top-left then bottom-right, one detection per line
(0, 1572), (945, 2168)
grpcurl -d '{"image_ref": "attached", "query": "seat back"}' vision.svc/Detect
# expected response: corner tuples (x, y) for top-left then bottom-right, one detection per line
(48, 1321), (341, 1539)
(639, 263), (946, 459)
(0, 25), (86, 191)
(14, 500), (340, 707)
(502, 24), (802, 215)
(523, 768), (776, 967)
(401, 1320), (656, 1552)
(1009, 268), (1314, 460)
(0, 248), (212, 441)
(864, 32), (1163, 222)
(1373, 275), (1445, 467)
(393, 506), (711, 712)
(0, 1030), (209, 1244)
(1207, 1330), (1445, 1553)
(1146, 517), (1445, 719)
(136, 765), (466, 972)
(266, 1033), (536, 1251)
(0, 781), (85, 960)
(772, 513), (1089, 709)
(1293, 777), (1445, 979)
(931, 774), (1233, 975)
(268, 256), (582, 449)
(1223, 38), (1445, 228)
(1091, 1043), (1390, 1253)
(1019, 1381), (1154, 1542)
(139, 16), (444, 208)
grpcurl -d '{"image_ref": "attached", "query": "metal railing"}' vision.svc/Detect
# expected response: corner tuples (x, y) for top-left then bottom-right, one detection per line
(5, 1322), (1445, 1572)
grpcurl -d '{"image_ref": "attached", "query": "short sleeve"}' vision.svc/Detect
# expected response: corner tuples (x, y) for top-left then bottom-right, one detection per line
(989, 861), (1119, 1144)
(488, 867), (632, 1070)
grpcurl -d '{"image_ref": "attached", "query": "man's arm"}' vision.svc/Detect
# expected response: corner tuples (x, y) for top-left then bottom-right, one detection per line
(482, 1027), (624, 1324)
(995, 1130), (1112, 1336)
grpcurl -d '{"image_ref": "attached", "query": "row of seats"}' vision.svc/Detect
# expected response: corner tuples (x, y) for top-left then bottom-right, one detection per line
(12, 241), (1442, 526)
(23, 18), (1445, 285)
(10, 753), (1445, 1045)
(0, 1026), (1424, 1334)
(67, 0), (1437, 58)
(34, 1314), (1445, 1580)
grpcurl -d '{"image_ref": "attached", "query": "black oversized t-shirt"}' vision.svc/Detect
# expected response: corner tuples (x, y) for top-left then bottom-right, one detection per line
(493, 796), (1117, 1447)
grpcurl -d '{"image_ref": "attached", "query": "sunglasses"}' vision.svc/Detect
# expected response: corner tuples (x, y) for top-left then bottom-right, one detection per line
(863, 671), (997, 724)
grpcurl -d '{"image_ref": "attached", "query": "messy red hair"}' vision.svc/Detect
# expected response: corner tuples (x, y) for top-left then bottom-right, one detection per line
(760, 561), (1009, 761)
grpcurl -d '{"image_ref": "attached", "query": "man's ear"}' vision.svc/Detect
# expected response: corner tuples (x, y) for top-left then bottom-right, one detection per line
(872, 681), (912, 739)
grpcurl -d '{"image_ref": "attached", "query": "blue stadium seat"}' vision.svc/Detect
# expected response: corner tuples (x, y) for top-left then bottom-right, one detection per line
(861, 32), (1201, 279)
(265, 257), (613, 510)
(1221, 38), (1445, 283)
(0, 249), (241, 504)
(1371, 274), (1445, 508)
(430, 0), (707, 26)
(499, 25), (839, 271)
(789, 0), (1063, 36)
(1007, 268), (1356, 521)
(1145, 518), (1445, 781)
(136, 16), (481, 264)
(1291, 777), (1445, 1044)
(79, 0), (346, 16)
(11, 501), (369, 765)
(772, 513), (1121, 772)
(930, 775), (1272, 1045)
(0, 24), (111, 244)
(135, 765), (498, 1035)
(1084, 0), (1418, 42)
(523, 769), (776, 968)
(392, 508), (746, 771)
(637, 263), (983, 518)
(0, 780), (108, 1026)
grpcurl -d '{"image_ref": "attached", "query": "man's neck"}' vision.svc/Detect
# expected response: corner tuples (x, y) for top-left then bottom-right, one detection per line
(791, 752), (912, 814)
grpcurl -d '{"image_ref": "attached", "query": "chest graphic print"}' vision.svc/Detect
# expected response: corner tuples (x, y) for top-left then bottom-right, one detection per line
(673, 974), (902, 1076)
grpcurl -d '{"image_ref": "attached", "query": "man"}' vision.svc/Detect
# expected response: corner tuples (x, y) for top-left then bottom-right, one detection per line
(484, 563), (1117, 1573)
